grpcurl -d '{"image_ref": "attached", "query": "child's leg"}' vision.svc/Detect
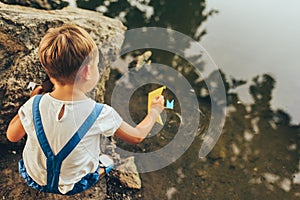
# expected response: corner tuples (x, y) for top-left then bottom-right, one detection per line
(99, 154), (114, 178)
(99, 168), (105, 177)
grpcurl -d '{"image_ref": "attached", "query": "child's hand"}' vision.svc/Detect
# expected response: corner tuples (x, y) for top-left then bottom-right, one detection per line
(30, 85), (43, 98)
(150, 95), (165, 114)
(115, 95), (165, 144)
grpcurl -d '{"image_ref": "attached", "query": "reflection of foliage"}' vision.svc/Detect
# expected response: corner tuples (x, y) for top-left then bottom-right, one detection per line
(77, 0), (218, 100)
(104, 43), (299, 200)
(197, 73), (299, 199)
(273, 109), (291, 126)
(78, 1), (299, 198)
(77, 0), (217, 41)
(125, 71), (299, 199)
(250, 74), (275, 112)
(77, 0), (103, 10)
(230, 77), (247, 89)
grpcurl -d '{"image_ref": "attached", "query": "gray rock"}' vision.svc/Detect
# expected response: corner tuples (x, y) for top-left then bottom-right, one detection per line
(0, 2), (126, 142)
(0, 0), (69, 10)
(113, 156), (142, 189)
(0, 3), (143, 199)
(100, 136), (142, 190)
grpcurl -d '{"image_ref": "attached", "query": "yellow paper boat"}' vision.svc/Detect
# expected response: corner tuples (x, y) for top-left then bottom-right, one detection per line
(148, 86), (166, 125)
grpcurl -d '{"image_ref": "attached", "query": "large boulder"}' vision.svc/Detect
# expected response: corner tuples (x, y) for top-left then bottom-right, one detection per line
(0, 2), (126, 142)
(0, 0), (69, 10)
(0, 2), (142, 199)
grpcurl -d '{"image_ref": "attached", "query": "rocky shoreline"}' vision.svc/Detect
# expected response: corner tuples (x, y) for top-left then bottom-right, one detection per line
(1, 0), (68, 10)
(0, 1), (142, 199)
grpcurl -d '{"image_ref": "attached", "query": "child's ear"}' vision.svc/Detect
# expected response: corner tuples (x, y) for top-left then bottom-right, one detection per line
(80, 64), (92, 80)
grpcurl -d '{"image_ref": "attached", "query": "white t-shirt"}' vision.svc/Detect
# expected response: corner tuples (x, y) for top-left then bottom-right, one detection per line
(18, 93), (122, 194)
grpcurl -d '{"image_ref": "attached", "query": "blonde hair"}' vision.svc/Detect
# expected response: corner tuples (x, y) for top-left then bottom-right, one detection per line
(38, 24), (98, 84)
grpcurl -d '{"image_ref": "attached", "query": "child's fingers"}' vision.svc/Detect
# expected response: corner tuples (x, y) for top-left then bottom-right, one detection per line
(35, 85), (43, 93)
(150, 96), (165, 114)
(159, 96), (165, 106)
(153, 95), (161, 100)
(153, 95), (164, 104)
(30, 85), (43, 97)
(152, 95), (165, 111)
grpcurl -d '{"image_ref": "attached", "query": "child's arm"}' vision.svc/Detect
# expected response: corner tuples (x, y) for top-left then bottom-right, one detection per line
(6, 86), (43, 142)
(115, 95), (165, 144)
(6, 114), (26, 142)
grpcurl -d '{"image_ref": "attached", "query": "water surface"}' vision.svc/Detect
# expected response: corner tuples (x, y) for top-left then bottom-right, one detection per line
(75, 0), (299, 199)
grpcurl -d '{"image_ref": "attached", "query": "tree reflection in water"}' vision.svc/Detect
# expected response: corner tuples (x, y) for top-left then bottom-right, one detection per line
(77, 0), (299, 199)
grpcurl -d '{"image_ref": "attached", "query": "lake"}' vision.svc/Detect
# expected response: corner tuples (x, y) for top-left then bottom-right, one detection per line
(74, 0), (299, 199)
(202, 0), (300, 125)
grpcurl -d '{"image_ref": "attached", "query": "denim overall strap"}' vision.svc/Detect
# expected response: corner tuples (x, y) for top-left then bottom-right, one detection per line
(32, 95), (103, 193)
(32, 95), (53, 159)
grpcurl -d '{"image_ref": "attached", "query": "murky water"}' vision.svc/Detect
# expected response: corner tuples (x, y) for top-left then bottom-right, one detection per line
(75, 0), (299, 199)
(202, 0), (300, 125)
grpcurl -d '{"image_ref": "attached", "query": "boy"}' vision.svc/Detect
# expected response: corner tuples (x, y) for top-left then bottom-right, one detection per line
(6, 24), (164, 195)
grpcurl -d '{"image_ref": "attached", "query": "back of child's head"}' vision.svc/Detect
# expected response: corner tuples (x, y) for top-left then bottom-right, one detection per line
(38, 24), (98, 84)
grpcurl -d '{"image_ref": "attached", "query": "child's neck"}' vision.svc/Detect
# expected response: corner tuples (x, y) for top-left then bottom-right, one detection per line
(50, 83), (88, 101)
